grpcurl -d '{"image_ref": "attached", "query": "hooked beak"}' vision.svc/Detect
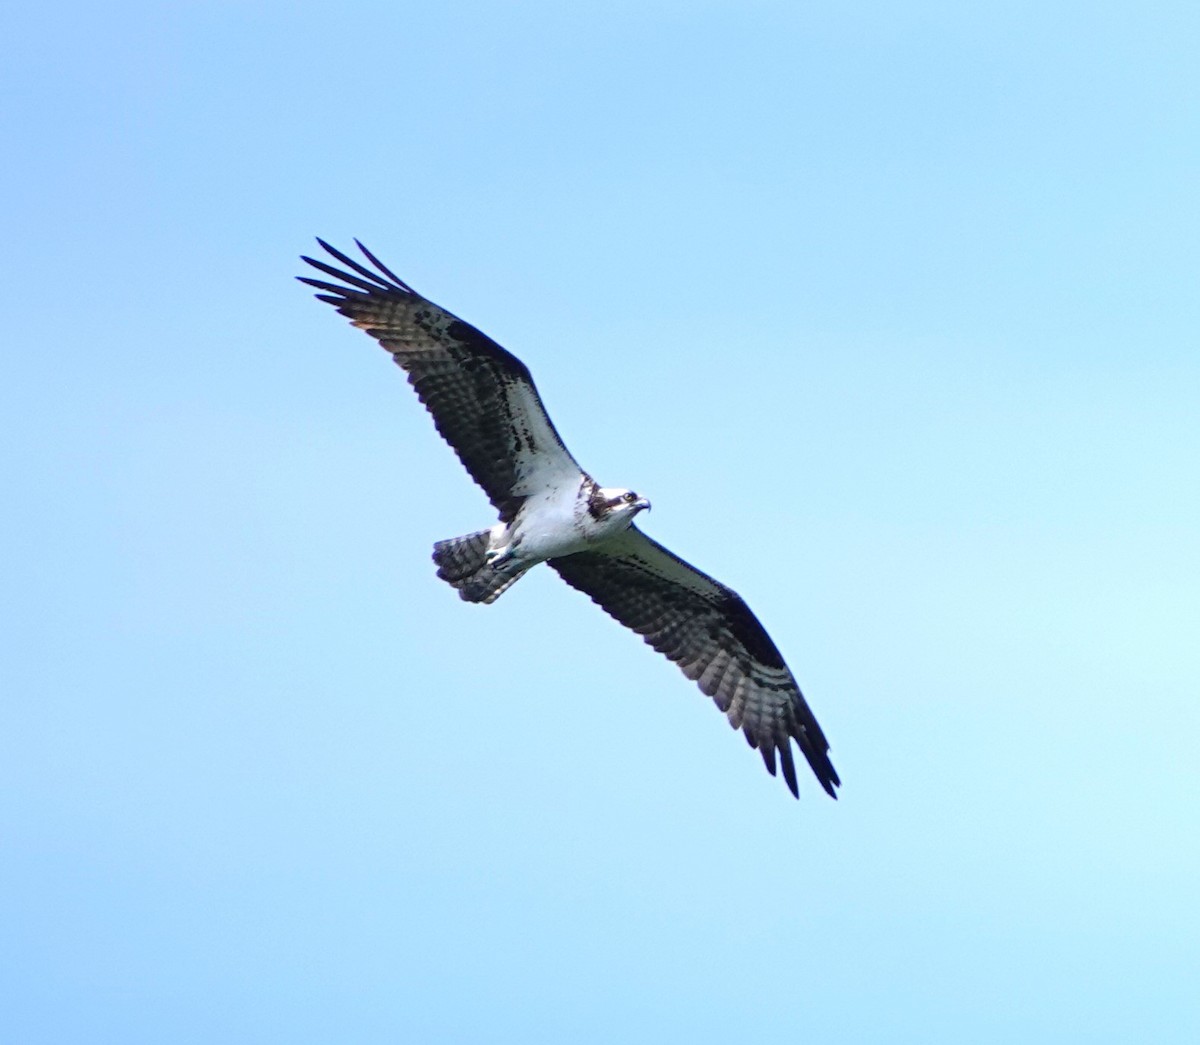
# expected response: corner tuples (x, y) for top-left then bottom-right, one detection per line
(635, 497), (651, 512)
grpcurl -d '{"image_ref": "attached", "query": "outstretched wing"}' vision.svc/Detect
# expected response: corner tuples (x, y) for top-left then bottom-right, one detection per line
(550, 528), (839, 798)
(299, 239), (583, 522)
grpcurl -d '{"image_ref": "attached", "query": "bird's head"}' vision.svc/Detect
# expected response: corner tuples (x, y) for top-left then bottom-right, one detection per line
(593, 487), (651, 529)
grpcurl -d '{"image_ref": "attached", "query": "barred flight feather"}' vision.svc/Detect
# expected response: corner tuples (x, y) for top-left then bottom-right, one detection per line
(299, 241), (581, 523)
(551, 529), (839, 798)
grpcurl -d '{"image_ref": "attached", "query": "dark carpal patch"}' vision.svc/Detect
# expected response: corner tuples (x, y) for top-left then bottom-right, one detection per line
(718, 591), (787, 670)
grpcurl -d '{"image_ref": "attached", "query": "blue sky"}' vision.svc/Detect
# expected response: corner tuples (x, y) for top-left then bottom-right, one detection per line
(2, 2), (1197, 1041)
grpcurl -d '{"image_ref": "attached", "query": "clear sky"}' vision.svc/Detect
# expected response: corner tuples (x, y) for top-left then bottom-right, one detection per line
(2, 2), (1197, 1042)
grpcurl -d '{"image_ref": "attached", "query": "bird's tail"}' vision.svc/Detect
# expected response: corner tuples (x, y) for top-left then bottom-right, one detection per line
(432, 530), (529, 604)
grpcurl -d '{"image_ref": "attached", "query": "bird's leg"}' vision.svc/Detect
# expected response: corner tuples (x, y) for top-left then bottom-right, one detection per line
(484, 546), (510, 566)
(483, 524), (518, 567)
(486, 540), (527, 568)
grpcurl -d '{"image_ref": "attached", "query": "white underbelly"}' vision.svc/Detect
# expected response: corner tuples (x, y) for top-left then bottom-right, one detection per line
(509, 483), (588, 561)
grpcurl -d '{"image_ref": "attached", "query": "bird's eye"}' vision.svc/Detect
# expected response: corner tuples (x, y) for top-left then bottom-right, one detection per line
(624, 492), (637, 503)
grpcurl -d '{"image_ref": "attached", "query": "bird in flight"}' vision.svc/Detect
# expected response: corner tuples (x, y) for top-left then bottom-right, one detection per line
(299, 240), (839, 799)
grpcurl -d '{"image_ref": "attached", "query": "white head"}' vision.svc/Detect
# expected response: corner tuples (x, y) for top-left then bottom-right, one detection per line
(589, 486), (651, 534)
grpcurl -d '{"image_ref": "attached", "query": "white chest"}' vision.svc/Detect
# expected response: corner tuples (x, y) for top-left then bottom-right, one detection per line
(508, 479), (591, 561)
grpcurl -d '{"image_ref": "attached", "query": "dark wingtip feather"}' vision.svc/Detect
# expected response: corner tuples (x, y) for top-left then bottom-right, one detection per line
(810, 758), (840, 799)
(807, 742), (840, 798)
(821, 759), (841, 798)
(759, 743), (777, 777)
(779, 744), (800, 799)
(354, 238), (415, 293)
(315, 237), (372, 276)
(302, 254), (388, 294)
(297, 275), (357, 296)
(313, 237), (414, 295)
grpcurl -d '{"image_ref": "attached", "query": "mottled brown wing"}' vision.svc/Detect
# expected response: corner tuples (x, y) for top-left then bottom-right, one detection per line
(550, 527), (839, 798)
(299, 239), (583, 522)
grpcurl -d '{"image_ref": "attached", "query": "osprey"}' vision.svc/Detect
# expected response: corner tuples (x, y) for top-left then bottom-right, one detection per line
(299, 240), (840, 799)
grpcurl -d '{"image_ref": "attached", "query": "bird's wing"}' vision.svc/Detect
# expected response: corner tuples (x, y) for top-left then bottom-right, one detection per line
(300, 239), (584, 522)
(550, 527), (839, 798)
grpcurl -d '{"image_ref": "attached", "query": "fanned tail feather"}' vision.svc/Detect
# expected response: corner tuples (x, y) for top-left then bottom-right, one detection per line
(433, 530), (491, 582)
(432, 531), (529, 604)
